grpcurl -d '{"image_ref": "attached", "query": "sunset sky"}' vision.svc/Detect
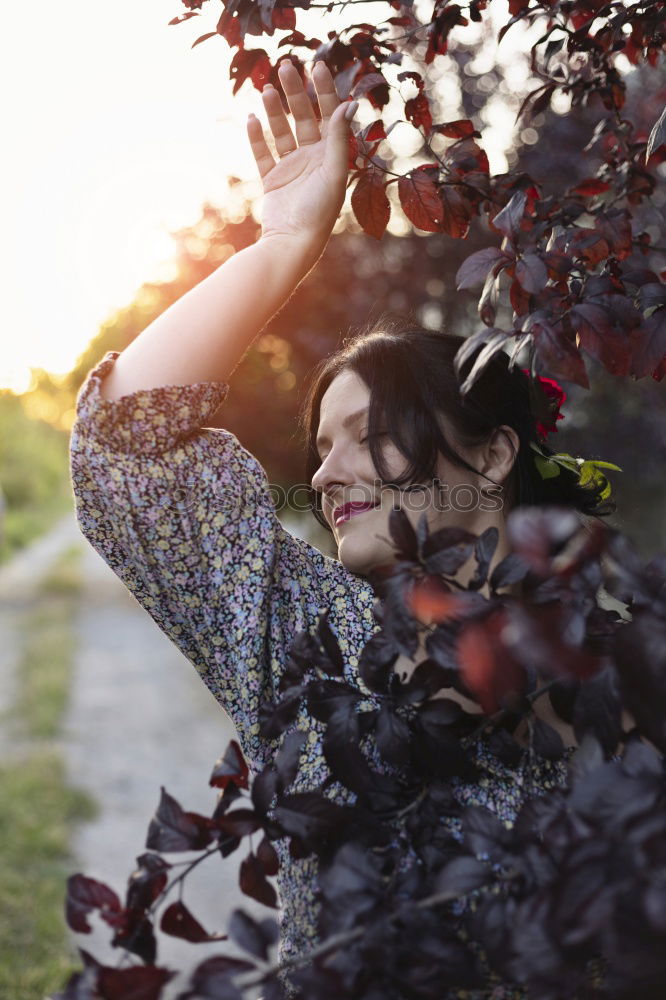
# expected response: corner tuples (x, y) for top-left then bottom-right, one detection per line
(2, 0), (528, 392)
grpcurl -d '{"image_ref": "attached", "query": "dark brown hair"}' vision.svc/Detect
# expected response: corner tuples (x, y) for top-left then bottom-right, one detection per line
(298, 313), (616, 535)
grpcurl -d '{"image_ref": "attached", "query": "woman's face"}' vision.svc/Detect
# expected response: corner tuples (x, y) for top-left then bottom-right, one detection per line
(310, 369), (497, 578)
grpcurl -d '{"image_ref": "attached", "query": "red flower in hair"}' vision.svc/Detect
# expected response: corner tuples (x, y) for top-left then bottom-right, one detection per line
(521, 370), (566, 440)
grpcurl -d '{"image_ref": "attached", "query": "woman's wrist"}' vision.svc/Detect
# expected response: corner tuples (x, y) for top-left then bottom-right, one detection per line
(258, 229), (329, 275)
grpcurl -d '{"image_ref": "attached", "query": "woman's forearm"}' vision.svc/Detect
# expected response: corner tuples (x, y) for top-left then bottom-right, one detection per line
(99, 233), (320, 401)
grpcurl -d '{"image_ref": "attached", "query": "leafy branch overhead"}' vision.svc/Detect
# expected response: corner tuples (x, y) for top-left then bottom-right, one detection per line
(172, 0), (665, 389)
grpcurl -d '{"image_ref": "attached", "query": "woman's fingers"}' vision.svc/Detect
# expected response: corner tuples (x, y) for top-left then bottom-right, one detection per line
(261, 83), (299, 158)
(246, 114), (276, 180)
(324, 100), (358, 179)
(312, 60), (341, 135)
(277, 60), (321, 146)
(249, 59), (343, 175)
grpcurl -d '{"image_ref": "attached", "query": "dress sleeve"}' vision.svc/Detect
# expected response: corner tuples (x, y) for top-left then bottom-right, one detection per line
(69, 351), (355, 770)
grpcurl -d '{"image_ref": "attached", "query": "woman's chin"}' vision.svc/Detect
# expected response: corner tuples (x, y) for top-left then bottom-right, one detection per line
(336, 533), (394, 578)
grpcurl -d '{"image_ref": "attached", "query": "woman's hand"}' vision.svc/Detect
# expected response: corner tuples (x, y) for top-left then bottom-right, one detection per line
(247, 59), (358, 256)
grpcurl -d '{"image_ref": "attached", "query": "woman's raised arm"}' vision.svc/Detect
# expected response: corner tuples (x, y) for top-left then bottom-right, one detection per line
(100, 60), (357, 402)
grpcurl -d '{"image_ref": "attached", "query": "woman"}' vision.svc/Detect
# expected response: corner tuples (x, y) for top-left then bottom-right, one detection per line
(69, 60), (613, 995)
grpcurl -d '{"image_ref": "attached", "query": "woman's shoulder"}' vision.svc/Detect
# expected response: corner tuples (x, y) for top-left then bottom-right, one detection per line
(71, 350), (230, 458)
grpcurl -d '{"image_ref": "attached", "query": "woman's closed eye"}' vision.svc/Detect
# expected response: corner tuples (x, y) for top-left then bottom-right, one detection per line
(360, 431), (388, 446)
(317, 431), (388, 463)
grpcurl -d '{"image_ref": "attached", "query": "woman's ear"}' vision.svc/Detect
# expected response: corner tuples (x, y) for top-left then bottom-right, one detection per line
(481, 425), (520, 483)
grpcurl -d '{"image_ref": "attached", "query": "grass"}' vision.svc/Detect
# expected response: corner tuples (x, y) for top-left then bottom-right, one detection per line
(17, 546), (83, 742)
(0, 389), (72, 566)
(0, 755), (96, 1000)
(0, 494), (72, 567)
(0, 546), (98, 1000)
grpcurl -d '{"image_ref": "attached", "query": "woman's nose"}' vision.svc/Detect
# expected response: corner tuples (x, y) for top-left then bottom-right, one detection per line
(311, 447), (351, 496)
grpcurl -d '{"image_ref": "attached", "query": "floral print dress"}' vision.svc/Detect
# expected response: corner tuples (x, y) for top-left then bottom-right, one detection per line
(69, 352), (579, 999)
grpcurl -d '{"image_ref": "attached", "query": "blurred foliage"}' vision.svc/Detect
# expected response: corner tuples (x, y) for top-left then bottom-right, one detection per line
(0, 392), (71, 563)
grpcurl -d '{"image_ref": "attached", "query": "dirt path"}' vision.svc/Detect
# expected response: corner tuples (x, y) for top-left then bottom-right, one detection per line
(61, 532), (272, 996)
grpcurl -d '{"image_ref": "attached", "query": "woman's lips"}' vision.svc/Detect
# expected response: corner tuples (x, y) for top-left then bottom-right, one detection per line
(334, 501), (380, 527)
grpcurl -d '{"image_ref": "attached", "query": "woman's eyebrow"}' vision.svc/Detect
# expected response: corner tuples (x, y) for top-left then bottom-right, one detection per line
(316, 406), (368, 450)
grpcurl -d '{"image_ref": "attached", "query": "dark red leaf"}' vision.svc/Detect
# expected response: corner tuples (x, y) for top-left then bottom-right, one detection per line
(510, 279), (531, 316)
(239, 852), (279, 908)
(272, 6), (296, 30)
(126, 854), (170, 913)
(543, 251), (573, 281)
(595, 210), (633, 261)
(65, 874), (122, 934)
(351, 72), (387, 98)
(215, 807), (263, 837)
(387, 14), (415, 26)
(169, 12), (202, 26)
(631, 308), (666, 379)
(407, 577), (469, 626)
(398, 165), (445, 233)
(566, 229), (611, 269)
(516, 84), (554, 123)
(572, 178), (611, 196)
(388, 507), (419, 559)
(192, 32), (218, 49)
(351, 170), (391, 240)
(532, 321), (590, 389)
(111, 912), (156, 964)
(97, 965), (175, 1000)
(457, 610), (525, 715)
(432, 119), (477, 139)
(360, 119), (386, 142)
(219, 14), (241, 48)
(444, 137), (490, 179)
(397, 69), (424, 89)
(425, 3), (469, 64)
(570, 303), (631, 376)
(440, 184), (472, 239)
(145, 788), (213, 853)
(405, 93), (433, 133)
(229, 49), (272, 95)
(160, 901), (222, 942)
(209, 739), (249, 790)
(257, 834), (280, 876)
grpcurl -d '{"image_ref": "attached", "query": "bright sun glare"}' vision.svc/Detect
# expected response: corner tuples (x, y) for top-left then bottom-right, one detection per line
(2, 0), (523, 393)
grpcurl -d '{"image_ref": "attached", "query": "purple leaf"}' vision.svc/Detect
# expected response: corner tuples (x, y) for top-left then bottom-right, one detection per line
(492, 190), (527, 239)
(515, 253), (548, 294)
(456, 247), (509, 290)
